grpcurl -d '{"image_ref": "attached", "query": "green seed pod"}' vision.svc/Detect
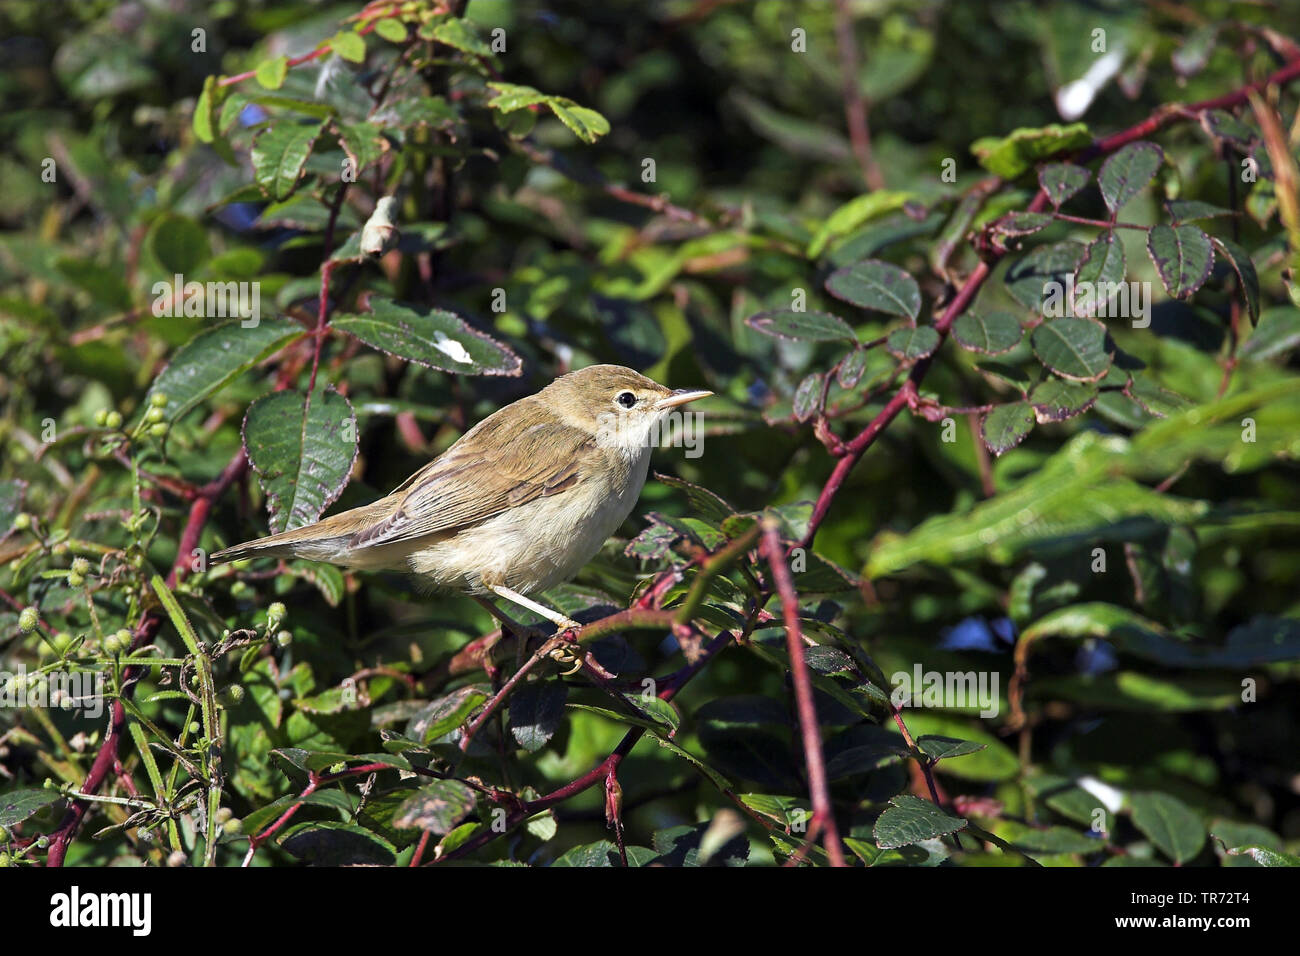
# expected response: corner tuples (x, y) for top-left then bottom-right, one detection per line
(12, 513), (31, 531)
(150, 392), (169, 407)
(71, 557), (90, 576)
(18, 607), (38, 633)
(145, 407), (165, 424)
(149, 422), (168, 437)
(267, 601), (287, 630)
(93, 409), (109, 426)
(105, 411), (123, 429)
(67, 572), (85, 588)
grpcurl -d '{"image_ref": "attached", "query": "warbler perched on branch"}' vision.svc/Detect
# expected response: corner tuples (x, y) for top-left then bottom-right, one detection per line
(213, 365), (711, 649)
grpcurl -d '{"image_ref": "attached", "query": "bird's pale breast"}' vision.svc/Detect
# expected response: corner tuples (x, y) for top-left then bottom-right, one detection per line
(405, 444), (651, 594)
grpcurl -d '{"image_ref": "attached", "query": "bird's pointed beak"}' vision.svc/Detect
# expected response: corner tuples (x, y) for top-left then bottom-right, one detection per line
(655, 388), (713, 410)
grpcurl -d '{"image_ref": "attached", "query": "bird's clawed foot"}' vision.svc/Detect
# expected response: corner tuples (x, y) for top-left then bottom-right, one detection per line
(546, 623), (585, 676)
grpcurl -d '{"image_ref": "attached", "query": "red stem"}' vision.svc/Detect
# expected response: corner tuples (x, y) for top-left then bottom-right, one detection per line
(761, 520), (847, 867)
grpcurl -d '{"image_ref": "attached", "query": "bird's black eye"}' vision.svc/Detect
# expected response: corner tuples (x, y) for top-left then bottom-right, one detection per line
(616, 391), (637, 409)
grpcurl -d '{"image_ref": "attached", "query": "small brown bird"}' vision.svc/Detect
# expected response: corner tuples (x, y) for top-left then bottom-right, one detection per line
(212, 365), (711, 638)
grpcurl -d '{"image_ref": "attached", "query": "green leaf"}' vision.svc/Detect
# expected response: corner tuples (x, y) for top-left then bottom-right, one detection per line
(1129, 791), (1206, 864)
(970, 122), (1091, 178)
(509, 682), (568, 752)
(992, 821), (1103, 855)
(1201, 109), (1255, 146)
(837, 348), (869, 387)
(336, 121), (387, 174)
(333, 297), (521, 375)
(952, 311), (1023, 354)
(411, 685), (490, 744)
(1099, 141), (1164, 213)
(431, 17), (492, 57)
(916, 735), (987, 760)
(374, 18), (408, 43)
(551, 840), (619, 867)
(807, 190), (916, 259)
(0, 788), (61, 828)
(981, 402), (1035, 455)
(242, 386), (358, 534)
(192, 74), (226, 145)
(1226, 845), (1300, 866)
(792, 372), (822, 422)
(865, 432), (1213, 575)
(1029, 377), (1098, 421)
(548, 101), (610, 144)
(485, 82), (550, 113)
(279, 822), (395, 865)
(991, 212), (1052, 236)
(885, 325), (940, 361)
(825, 260), (921, 320)
(1005, 241), (1086, 311)
(1038, 162), (1090, 208)
(393, 780), (478, 833)
(251, 120), (326, 201)
(1147, 223), (1215, 299)
(147, 214), (210, 276)
(254, 55), (288, 90)
(745, 309), (856, 342)
(1211, 237), (1260, 325)
(1239, 307), (1300, 360)
(1072, 232), (1126, 317)
(654, 473), (736, 523)
(146, 318), (307, 424)
(1165, 199), (1234, 223)
(1030, 318), (1111, 381)
(874, 794), (967, 849)
(1128, 379), (1192, 418)
(330, 31), (367, 64)
(284, 561), (346, 606)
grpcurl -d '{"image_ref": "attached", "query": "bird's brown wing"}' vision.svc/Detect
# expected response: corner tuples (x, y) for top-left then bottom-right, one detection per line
(347, 401), (593, 551)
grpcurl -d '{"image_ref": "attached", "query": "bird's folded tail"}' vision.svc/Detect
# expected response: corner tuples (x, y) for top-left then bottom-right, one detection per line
(211, 501), (396, 567)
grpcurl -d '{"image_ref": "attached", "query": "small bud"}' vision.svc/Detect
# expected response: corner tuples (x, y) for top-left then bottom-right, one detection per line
(145, 407), (165, 424)
(220, 685), (245, 705)
(12, 513), (31, 531)
(67, 572), (85, 588)
(167, 850), (187, 867)
(223, 817), (243, 836)
(150, 392), (169, 407)
(51, 632), (74, 654)
(149, 422), (168, 437)
(18, 607), (39, 633)
(93, 409), (109, 426)
(267, 601), (287, 630)
(274, 630), (293, 648)
(71, 557), (90, 576)
(188, 721), (201, 735)
(106, 629), (132, 655)
(105, 411), (123, 430)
